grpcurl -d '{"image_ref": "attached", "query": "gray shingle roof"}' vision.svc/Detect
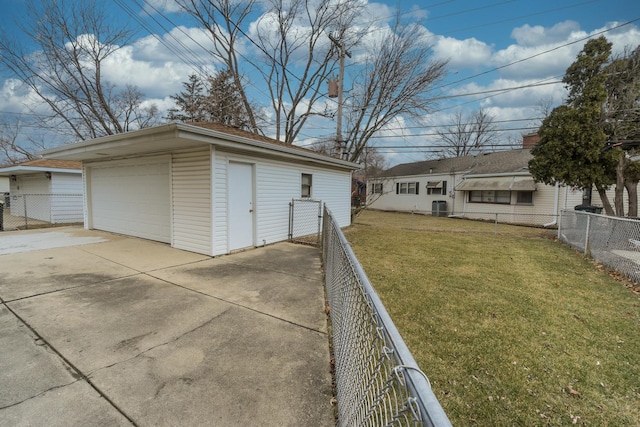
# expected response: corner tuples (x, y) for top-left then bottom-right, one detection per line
(381, 149), (532, 177)
(380, 156), (477, 177)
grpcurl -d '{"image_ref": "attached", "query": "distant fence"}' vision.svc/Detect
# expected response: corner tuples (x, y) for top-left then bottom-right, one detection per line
(559, 209), (640, 282)
(451, 211), (559, 228)
(322, 205), (451, 427)
(288, 198), (323, 246)
(0, 193), (83, 231)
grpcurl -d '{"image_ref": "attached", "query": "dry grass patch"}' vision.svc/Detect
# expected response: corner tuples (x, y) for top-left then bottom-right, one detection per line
(346, 210), (640, 426)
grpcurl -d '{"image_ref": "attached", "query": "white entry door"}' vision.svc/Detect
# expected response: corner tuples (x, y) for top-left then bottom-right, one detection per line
(228, 162), (254, 250)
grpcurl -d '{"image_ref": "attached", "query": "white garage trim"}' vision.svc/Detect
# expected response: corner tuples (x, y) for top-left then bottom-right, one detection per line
(86, 156), (171, 243)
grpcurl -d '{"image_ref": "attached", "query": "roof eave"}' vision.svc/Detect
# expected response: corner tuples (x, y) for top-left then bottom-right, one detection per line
(39, 123), (360, 171)
(0, 166), (82, 176)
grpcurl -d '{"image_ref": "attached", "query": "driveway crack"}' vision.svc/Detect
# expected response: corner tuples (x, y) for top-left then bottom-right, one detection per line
(0, 380), (81, 410)
(0, 300), (139, 426)
(89, 308), (232, 375)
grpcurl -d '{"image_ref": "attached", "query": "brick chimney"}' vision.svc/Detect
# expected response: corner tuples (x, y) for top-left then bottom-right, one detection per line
(522, 132), (540, 149)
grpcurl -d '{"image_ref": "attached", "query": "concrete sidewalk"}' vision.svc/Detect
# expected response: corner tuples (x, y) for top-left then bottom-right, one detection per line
(0, 227), (334, 426)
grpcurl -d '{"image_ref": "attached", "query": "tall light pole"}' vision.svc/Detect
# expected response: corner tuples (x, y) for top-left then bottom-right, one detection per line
(328, 34), (351, 160)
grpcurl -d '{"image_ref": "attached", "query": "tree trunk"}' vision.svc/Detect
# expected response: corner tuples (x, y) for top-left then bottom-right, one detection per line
(595, 184), (615, 216)
(614, 155), (626, 216)
(624, 179), (639, 217)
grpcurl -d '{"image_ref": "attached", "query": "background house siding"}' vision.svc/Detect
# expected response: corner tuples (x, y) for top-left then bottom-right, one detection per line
(10, 175), (51, 221)
(368, 174), (463, 214)
(172, 148), (212, 255)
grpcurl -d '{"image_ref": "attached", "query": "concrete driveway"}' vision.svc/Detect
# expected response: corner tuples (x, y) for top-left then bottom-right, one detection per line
(0, 227), (334, 427)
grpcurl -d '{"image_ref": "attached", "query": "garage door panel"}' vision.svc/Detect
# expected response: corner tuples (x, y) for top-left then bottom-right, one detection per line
(89, 160), (170, 243)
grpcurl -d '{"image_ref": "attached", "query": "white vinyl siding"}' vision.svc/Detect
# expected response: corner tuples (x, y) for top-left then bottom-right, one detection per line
(50, 173), (83, 223)
(88, 157), (171, 243)
(172, 148), (211, 255)
(311, 169), (351, 227)
(368, 173), (465, 215)
(9, 175), (50, 221)
(212, 150), (228, 256)
(255, 163), (300, 245)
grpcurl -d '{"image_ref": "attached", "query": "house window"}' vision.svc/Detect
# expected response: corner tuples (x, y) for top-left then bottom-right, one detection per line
(396, 182), (419, 195)
(427, 181), (447, 195)
(516, 191), (533, 204)
(468, 190), (510, 204)
(371, 183), (383, 194)
(301, 173), (312, 198)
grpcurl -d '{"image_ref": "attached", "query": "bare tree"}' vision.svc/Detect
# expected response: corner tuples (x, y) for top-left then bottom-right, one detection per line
(359, 147), (388, 178)
(344, 19), (447, 162)
(175, 0), (262, 133)
(0, 0), (159, 141)
(254, 0), (367, 143)
(0, 120), (34, 165)
(436, 108), (498, 157)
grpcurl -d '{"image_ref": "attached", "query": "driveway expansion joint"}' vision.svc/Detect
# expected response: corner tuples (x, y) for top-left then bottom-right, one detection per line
(0, 299), (139, 427)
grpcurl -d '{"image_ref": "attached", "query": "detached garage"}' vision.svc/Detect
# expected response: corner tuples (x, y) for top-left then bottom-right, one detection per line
(41, 123), (357, 255)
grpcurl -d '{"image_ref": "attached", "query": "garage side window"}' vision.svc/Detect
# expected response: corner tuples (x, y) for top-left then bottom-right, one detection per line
(301, 173), (312, 198)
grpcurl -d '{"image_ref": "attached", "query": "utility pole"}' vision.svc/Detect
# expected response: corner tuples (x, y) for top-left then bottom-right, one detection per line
(328, 34), (351, 160)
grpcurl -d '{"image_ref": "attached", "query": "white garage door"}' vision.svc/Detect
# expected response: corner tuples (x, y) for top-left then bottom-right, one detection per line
(88, 158), (171, 243)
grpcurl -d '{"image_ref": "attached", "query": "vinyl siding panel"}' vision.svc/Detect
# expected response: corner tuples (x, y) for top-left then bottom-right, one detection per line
(212, 150), (228, 256)
(255, 163), (300, 245)
(50, 173), (83, 223)
(311, 169), (351, 227)
(368, 173), (463, 214)
(172, 148), (212, 255)
(10, 175), (51, 221)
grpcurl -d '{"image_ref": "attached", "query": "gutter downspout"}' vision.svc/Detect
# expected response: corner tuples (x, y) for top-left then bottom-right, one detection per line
(544, 182), (560, 227)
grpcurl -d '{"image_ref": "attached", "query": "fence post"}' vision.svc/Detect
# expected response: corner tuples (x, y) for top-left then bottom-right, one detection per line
(288, 200), (293, 241)
(23, 194), (28, 229)
(584, 214), (591, 256)
(0, 201), (3, 231)
(494, 213), (498, 235)
(557, 210), (563, 240)
(316, 201), (322, 244)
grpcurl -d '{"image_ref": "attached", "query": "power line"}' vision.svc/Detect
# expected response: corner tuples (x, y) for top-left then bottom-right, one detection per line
(435, 17), (640, 91)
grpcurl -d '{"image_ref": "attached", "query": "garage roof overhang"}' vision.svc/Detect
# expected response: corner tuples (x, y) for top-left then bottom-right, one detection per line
(455, 175), (536, 191)
(0, 165), (82, 177)
(39, 123), (360, 171)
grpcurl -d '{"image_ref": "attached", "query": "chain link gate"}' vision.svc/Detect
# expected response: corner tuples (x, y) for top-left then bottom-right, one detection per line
(288, 199), (323, 246)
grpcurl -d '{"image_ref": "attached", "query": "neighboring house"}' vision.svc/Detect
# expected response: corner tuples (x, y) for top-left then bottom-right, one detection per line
(368, 147), (586, 226)
(41, 122), (358, 256)
(367, 156), (477, 215)
(0, 159), (83, 224)
(0, 176), (9, 194)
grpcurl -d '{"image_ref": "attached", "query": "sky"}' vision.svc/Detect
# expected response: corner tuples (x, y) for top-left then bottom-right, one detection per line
(0, 0), (639, 166)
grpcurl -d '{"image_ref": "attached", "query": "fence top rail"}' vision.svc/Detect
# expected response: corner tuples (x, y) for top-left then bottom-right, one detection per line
(324, 206), (452, 426)
(562, 209), (640, 224)
(8, 193), (84, 196)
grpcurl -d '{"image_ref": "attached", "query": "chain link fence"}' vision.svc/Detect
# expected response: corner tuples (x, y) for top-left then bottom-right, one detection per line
(448, 211), (559, 228)
(322, 205), (451, 427)
(288, 198), (323, 246)
(559, 209), (640, 282)
(0, 193), (83, 231)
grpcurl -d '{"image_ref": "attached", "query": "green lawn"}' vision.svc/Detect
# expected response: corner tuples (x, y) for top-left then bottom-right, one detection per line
(345, 210), (640, 426)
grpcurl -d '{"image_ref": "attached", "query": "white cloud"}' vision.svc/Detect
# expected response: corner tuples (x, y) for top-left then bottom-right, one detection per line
(143, 0), (183, 14)
(511, 21), (580, 46)
(432, 36), (493, 69)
